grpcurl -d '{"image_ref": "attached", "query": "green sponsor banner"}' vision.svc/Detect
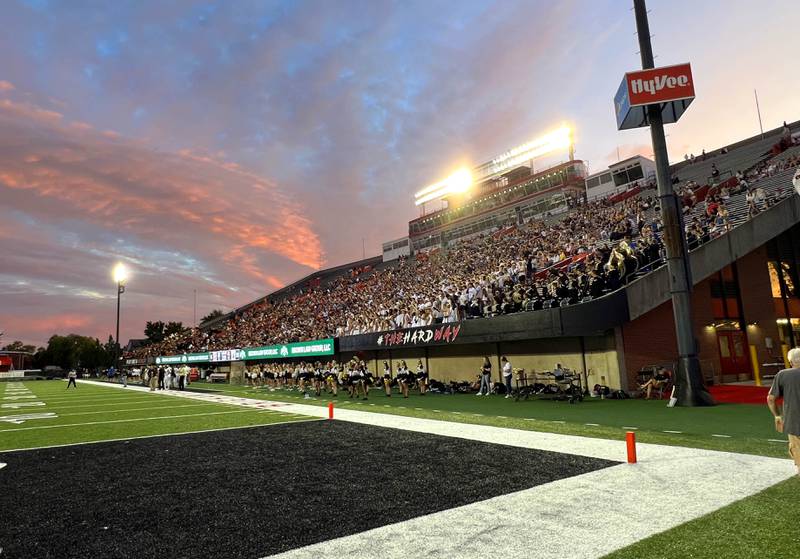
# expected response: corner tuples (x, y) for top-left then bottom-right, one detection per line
(242, 338), (335, 360)
(155, 339), (334, 365)
(155, 352), (210, 365)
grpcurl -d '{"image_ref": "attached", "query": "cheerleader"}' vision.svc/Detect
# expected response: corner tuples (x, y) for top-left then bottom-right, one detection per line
(396, 360), (410, 398)
(312, 361), (323, 396)
(298, 362), (313, 396)
(339, 363), (352, 397)
(382, 361), (393, 397)
(264, 364), (276, 389)
(416, 359), (429, 395)
(350, 359), (367, 400)
(361, 361), (374, 400)
(325, 361), (339, 397)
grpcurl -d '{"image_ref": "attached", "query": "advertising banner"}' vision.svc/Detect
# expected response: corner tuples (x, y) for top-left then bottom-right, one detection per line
(155, 352), (210, 365)
(155, 338), (335, 365)
(376, 323), (461, 348)
(615, 63), (695, 130)
(241, 338), (335, 360)
(625, 63), (695, 106)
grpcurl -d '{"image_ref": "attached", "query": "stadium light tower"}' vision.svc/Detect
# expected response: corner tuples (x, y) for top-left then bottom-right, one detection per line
(112, 262), (128, 369)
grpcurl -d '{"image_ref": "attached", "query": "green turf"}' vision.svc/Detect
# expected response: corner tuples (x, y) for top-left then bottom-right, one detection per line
(183, 382), (787, 458)
(603, 476), (800, 558)
(0, 380), (313, 451)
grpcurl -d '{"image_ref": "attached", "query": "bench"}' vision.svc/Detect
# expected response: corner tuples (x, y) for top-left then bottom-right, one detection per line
(209, 373), (228, 384)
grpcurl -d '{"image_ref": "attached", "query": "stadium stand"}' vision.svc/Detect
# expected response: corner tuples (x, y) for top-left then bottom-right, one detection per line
(126, 125), (800, 364)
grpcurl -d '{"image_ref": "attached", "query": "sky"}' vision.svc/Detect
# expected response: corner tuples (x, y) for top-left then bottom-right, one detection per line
(1, 0), (798, 348)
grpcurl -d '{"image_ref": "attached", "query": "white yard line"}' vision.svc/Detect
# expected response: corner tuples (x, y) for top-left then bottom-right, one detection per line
(81, 380), (797, 559)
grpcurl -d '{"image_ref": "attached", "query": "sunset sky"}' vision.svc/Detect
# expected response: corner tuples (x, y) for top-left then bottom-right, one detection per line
(1, 0), (798, 348)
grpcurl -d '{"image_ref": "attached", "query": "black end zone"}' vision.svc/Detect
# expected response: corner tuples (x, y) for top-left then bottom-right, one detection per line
(0, 422), (617, 558)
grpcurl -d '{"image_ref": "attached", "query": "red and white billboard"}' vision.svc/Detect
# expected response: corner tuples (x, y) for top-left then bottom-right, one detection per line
(625, 63), (695, 107)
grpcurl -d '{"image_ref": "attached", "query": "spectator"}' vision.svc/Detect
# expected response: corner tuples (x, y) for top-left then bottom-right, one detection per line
(767, 347), (800, 475)
(501, 356), (513, 399)
(477, 357), (492, 396)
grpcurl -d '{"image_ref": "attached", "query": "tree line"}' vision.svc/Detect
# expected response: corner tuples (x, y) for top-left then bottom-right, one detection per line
(2, 309), (224, 371)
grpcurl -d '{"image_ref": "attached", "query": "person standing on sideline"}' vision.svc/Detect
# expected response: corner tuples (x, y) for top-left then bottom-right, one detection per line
(767, 347), (800, 474)
(178, 364), (189, 390)
(149, 367), (158, 391)
(476, 357), (492, 396)
(120, 368), (127, 388)
(66, 369), (78, 389)
(502, 356), (513, 399)
(157, 366), (165, 390)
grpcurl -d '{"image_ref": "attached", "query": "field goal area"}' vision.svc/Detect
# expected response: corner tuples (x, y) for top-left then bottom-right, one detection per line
(0, 379), (795, 559)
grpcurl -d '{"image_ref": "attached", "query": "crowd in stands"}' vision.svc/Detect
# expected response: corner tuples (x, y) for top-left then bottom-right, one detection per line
(126, 141), (800, 360)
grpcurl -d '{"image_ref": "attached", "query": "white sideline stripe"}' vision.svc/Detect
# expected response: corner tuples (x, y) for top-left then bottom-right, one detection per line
(711, 434), (732, 438)
(0, 409), (278, 432)
(0, 418), (322, 453)
(768, 438), (788, 443)
(585, 423), (599, 426)
(663, 430), (683, 434)
(82, 379), (797, 559)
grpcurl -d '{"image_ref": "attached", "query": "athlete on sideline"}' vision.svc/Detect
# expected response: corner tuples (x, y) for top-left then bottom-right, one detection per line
(66, 369), (78, 389)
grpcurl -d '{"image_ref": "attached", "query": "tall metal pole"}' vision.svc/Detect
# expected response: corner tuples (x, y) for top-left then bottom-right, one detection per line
(633, 0), (714, 405)
(754, 89), (764, 139)
(115, 281), (122, 369)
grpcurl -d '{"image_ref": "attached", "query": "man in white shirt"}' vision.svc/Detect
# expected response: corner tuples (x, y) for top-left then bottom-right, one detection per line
(501, 356), (513, 399)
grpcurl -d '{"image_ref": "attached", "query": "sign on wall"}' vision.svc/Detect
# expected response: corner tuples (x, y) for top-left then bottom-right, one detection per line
(155, 338), (335, 365)
(376, 324), (462, 348)
(241, 339), (335, 360)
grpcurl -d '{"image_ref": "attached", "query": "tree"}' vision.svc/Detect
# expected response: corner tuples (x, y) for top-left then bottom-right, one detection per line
(164, 321), (185, 337)
(34, 334), (113, 371)
(144, 321), (166, 343)
(2, 340), (36, 353)
(201, 309), (225, 324)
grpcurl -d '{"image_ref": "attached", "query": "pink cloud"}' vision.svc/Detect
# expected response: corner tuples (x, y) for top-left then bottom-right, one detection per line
(0, 80), (14, 92)
(0, 95), (323, 277)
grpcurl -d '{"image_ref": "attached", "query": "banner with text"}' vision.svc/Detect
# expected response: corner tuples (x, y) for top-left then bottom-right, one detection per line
(155, 338), (335, 365)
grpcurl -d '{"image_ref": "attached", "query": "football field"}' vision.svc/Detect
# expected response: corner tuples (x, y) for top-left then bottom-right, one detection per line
(1, 379), (798, 558)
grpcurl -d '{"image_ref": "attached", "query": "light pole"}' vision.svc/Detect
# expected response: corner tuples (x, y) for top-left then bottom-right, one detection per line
(112, 263), (128, 370)
(633, 0), (713, 406)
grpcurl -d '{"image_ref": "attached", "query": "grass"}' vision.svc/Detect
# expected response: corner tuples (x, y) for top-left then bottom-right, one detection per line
(183, 381), (787, 458)
(0, 380), (312, 451)
(604, 476), (800, 558)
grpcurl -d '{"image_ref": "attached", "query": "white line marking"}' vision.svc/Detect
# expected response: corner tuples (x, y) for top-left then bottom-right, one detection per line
(497, 416), (508, 419)
(768, 439), (787, 443)
(551, 420), (565, 424)
(622, 426), (638, 430)
(711, 434), (732, 438)
(585, 423), (599, 426)
(523, 418), (536, 421)
(663, 430), (683, 434)
(0, 412), (58, 425)
(1, 402), (46, 409)
(0, 462), (6, 469)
